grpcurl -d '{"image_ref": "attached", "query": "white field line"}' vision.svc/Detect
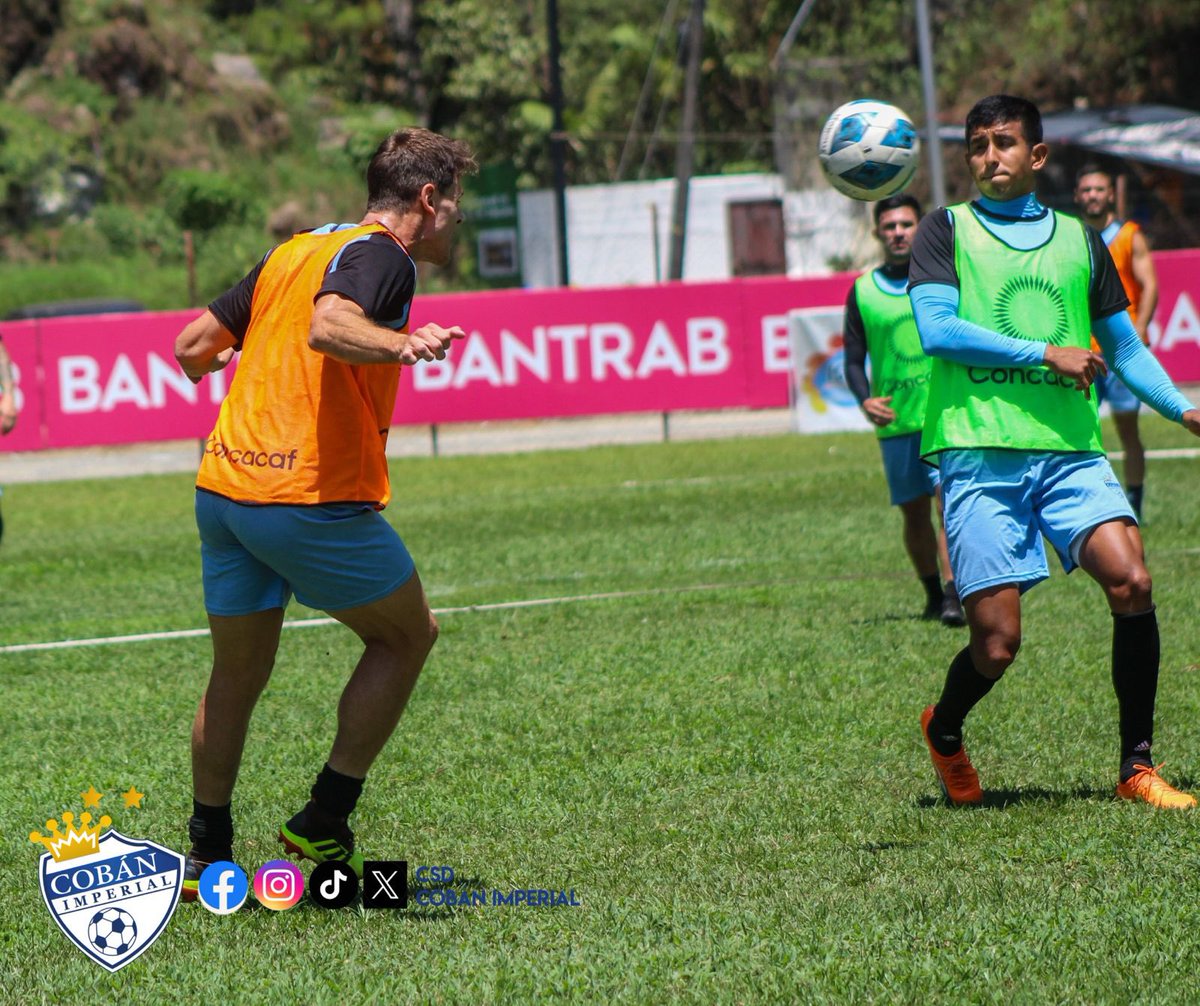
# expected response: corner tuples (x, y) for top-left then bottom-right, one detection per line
(0, 581), (760, 655)
(1110, 447), (1200, 461)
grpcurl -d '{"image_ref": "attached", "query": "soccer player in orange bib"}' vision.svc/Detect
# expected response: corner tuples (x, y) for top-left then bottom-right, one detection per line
(173, 127), (476, 899)
(1074, 165), (1160, 520)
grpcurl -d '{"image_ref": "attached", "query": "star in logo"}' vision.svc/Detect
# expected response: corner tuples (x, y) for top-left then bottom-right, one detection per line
(81, 786), (103, 809)
(122, 787), (144, 809)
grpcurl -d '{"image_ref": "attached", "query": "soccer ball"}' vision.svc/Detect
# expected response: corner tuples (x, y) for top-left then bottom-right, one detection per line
(818, 100), (920, 201)
(87, 907), (137, 957)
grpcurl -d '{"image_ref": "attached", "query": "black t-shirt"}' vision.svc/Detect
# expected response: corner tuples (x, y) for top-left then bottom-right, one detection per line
(908, 204), (1129, 320)
(209, 231), (416, 349)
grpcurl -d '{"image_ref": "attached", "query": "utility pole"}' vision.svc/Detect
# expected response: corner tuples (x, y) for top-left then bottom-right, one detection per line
(915, 0), (946, 207)
(547, 0), (570, 285)
(667, 0), (704, 282)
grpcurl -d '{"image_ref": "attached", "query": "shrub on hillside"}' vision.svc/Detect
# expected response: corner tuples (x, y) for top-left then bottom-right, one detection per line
(163, 169), (256, 232)
(90, 203), (184, 260)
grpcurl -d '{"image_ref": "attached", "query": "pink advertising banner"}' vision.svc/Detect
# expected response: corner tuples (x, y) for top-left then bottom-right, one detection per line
(35, 310), (225, 449)
(392, 273), (858, 423)
(2, 250), (1199, 453)
(1144, 250), (1200, 382)
(0, 320), (43, 453)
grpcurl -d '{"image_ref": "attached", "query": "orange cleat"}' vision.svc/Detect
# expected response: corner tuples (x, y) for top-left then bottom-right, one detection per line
(1116, 763), (1197, 809)
(920, 705), (983, 806)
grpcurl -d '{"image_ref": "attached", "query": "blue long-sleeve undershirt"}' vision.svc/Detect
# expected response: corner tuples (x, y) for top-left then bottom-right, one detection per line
(910, 282), (1047, 368)
(911, 284), (1193, 421)
(1093, 310), (1193, 421)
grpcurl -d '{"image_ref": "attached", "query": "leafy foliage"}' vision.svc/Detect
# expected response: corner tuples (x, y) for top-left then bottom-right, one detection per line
(0, 0), (1199, 302)
(0, 104), (76, 220)
(89, 202), (183, 259)
(163, 169), (257, 233)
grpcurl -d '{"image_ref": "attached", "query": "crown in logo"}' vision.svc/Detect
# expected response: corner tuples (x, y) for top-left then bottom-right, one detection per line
(29, 811), (112, 862)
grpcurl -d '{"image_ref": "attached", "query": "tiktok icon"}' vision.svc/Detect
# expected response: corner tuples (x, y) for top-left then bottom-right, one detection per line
(308, 861), (359, 909)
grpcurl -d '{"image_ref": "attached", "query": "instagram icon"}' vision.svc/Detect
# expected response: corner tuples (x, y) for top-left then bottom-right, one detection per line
(254, 860), (304, 910)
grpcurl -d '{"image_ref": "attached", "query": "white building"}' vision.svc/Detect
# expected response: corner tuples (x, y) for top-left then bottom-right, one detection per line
(517, 173), (876, 288)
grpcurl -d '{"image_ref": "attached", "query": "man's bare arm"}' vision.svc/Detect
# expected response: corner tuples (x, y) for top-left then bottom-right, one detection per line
(1129, 230), (1159, 341)
(309, 293), (464, 366)
(174, 311), (237, 384)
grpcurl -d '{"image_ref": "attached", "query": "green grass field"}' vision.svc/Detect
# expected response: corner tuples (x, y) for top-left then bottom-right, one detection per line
(2, 418), (1200, 1003)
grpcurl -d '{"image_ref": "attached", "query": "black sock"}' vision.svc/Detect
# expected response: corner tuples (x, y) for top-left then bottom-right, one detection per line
(944, 581), (959, 601)
(1113, 606), (1158, 780)
(1126, 484), (1144, 519)
(921, 574), (944, 606)
(189, 800), (233, 855)
(930, 648), (997, 755)
(311, 763), (364, 820)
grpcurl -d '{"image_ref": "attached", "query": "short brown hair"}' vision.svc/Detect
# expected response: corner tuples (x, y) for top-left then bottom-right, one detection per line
(365, 128), (477, 211)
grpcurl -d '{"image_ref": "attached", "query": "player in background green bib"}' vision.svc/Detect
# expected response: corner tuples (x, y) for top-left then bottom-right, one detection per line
(854, 271), (929, 439)
(908, 94), (1200, 811)
(921, 203), (1103, 457)
(843, 195), (963, 625)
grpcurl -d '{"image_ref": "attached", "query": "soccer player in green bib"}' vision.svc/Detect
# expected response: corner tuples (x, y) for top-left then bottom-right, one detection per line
(909, 95), (1200, 809)
(843, 194), (964, 626)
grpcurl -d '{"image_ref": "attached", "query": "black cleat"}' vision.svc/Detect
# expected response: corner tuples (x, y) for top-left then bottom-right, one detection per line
(278, 802), (363, 878)
(940, 589), (966, 627)
(181, 848), (231, 903)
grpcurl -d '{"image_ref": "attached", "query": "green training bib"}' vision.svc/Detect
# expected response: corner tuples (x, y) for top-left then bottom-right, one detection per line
(921, 203), (1103, 457)
(854, 270), (931, 439)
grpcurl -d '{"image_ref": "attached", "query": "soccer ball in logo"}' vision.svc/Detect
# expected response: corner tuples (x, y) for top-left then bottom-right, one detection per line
(818, 100), (920, 201)
(87, 907), (137, 957)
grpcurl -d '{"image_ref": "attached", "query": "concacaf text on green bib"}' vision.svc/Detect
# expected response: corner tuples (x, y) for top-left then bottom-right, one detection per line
(920, 203), (1103, 457)
(855, 270), (930, 439)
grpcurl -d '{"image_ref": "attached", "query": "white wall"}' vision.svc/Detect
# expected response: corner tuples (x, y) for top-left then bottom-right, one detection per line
(518, 173), (874, 288)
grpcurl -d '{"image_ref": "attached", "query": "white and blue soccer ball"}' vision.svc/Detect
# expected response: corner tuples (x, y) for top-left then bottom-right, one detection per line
(87, 907), (137, 957)
(818, 100), (920, 201)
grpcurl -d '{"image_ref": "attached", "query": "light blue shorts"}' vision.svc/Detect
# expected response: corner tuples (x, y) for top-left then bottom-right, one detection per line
(938, 450), (1135, 599)
(1096, 370), (1140, 414)
(196, 490), (415, 616)
(879, 431), (940, 505)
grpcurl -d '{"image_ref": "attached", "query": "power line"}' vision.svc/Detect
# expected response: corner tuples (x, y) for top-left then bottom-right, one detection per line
(615, 0), (681, 182)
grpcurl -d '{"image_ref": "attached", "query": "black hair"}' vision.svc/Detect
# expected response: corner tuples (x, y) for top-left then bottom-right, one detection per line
(964, 94), (1043, 146)
(1075, 163), (1115, 185)
(873, 193), (922, 225)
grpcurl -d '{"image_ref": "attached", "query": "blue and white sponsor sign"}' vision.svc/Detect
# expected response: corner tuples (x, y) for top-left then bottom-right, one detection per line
(788, 307), (872, 432)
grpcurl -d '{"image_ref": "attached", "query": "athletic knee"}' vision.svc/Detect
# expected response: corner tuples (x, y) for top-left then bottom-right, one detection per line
(210, 652), (276, 693)
(373, 610), (438, 659)
(1107, 567), (1153, 611)
(972, 631), (1019, 678)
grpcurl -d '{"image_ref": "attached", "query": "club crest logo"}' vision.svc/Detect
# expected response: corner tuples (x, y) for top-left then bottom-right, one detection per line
(29, 789), (183, 972)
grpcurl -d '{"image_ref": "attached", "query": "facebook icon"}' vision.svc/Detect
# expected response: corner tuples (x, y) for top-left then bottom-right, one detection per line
(197, 861), (249, 916)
